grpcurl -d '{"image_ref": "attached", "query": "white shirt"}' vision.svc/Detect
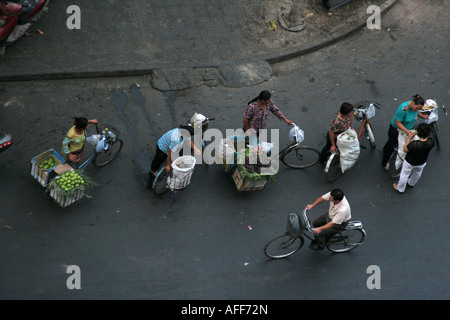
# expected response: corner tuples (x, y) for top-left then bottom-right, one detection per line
(322, 192), (351, 225)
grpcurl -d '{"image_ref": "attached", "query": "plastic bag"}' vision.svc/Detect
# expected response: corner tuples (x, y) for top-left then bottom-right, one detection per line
(86, 134), (101, 145)
(289, 125), (304, 143)
(337, 129), (360, 172)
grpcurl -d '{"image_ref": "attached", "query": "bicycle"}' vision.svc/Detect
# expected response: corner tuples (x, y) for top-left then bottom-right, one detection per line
(264, 208), (366, 259)
(227, 123), (320, 170)
(225, 124), (320, 184)
(353, 100), (381, 149)
(76, 124), (123, 169)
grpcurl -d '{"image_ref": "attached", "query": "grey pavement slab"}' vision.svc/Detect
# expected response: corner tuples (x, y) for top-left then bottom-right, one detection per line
(0, 0), (396, 89)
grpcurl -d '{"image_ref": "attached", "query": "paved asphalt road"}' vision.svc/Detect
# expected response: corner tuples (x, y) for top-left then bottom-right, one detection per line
(0, 0), (449, 304)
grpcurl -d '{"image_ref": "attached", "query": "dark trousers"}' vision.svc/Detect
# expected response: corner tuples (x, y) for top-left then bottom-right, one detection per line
(150, 145), (167, 173)
(320, 131), (342, 163)
(312, 213), (348, 245)
(382, 124), (399, 167)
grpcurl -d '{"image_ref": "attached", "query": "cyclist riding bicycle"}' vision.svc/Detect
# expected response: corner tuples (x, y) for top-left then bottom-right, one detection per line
(305, 188), (351, 250)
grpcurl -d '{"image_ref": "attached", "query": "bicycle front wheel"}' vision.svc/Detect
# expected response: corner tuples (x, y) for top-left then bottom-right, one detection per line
(326, 229), (365, 253)
(386, 150), (402, 179)
(93, 139), (123, 167)
(365, 123), (376, 149)
(281, 146), (320, 169)
(264, 233), (304, 259)
(325, 152), (341, 182)
(152, 168), (169, 195)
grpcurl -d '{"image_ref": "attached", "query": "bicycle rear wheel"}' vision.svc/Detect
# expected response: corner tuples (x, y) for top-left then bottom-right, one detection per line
(264, 233), (304, 259)
(93, 139), (123, 167)
(325, 152), (341, 182)
(386, 150), (402, 179)
(326, 228), (365, 253)
(152, 168), (169, 195)
(281, 146), (320, 169)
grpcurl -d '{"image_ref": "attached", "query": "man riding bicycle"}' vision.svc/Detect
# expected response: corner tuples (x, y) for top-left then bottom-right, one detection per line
(305, 188), (351, 250)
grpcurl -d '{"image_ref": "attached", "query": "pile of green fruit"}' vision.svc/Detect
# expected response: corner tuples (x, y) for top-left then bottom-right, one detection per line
(56, 170), (85, 192)
(40, 158), (58, 170)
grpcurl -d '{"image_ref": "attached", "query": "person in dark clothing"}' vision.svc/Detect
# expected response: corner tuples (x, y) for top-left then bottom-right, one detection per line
(393, 123), (435, 193)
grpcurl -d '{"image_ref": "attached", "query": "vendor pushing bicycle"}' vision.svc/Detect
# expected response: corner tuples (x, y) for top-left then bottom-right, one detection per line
(148, 125), (201, 185)
(305, 188), (351, 250)
(243, 90), (293, 138)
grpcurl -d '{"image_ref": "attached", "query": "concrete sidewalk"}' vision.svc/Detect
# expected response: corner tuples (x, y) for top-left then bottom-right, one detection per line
(0, 0), (397, 90)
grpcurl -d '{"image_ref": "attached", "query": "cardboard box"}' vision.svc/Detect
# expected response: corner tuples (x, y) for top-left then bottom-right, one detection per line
(30, 149), (65, 187)
(232, 166), (268, 191)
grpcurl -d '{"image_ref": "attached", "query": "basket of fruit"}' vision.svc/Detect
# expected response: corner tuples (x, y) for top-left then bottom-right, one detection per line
(47, 169), (96, 207)
(31, 149), (65, 187)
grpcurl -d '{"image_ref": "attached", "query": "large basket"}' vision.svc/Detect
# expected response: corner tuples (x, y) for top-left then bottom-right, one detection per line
(168, 156), (196, 190)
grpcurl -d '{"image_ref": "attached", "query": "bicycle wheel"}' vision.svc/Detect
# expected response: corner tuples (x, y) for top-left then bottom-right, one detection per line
(93, 139), (123, 167)
(365, 123), (376, 149)
(386, 150), (402, 179)
(264, 233), (304, 259)
(281, 146), (320, 169)
(325, 152), (341, 182)
(326, 228), (365, 253)
(152, 168), (169, 195)
(431, 122), (440, 150)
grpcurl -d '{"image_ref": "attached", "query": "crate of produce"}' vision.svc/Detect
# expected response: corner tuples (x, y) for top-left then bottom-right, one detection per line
(47, 169), (95, 207)
(30, 149), (65, 187)
(232, 166), (269, 191)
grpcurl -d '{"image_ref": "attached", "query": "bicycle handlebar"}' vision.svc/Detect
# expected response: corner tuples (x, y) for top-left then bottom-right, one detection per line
(301, 208), (315, 233)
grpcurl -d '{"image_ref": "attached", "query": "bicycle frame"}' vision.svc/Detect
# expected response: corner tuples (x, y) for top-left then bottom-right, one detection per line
(296, 208), (365, 246)
(72, 126), (111, 169)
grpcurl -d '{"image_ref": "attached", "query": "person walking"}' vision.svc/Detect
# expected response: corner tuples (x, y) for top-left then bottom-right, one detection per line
(393, 123), (435, 193)
(305, 189), (351, 250)
(382, 94), (428, 168)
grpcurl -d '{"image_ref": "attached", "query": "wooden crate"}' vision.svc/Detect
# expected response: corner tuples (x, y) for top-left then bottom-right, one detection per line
(232, 166), (268, 191)
(30, 149), (65, 187)
(48, 185), (84, 208)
